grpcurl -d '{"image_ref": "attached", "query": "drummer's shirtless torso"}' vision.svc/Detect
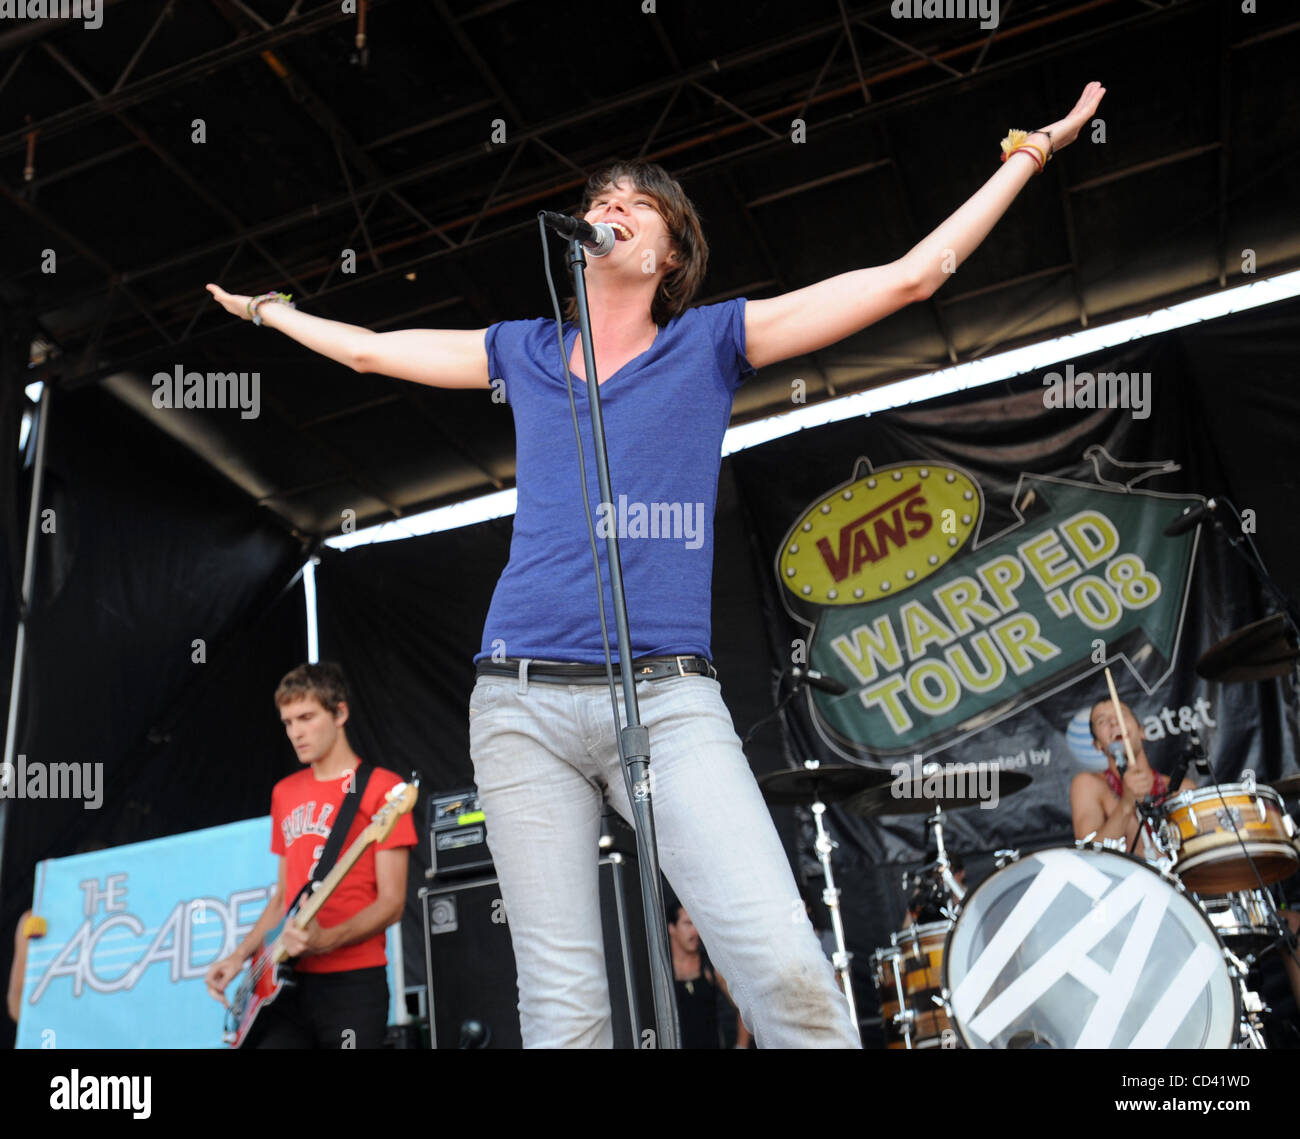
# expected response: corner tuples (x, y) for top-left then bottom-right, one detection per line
(1070, 766), (1196, 861)
(1071, 770), (1160, 859)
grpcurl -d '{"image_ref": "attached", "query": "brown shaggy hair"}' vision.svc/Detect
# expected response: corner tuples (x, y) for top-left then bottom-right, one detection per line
(275, 661), (349, 716)
(562, 160), (708, 328)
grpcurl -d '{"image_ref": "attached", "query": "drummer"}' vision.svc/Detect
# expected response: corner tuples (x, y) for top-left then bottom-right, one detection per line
(1069, 699), (1195, 861)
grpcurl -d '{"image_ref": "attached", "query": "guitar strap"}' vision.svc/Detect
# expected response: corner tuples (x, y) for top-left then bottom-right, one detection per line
(288, 762), (374, 913)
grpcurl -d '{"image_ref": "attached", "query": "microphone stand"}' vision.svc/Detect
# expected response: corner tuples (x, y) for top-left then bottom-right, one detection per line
(566, 236), (680, 1050)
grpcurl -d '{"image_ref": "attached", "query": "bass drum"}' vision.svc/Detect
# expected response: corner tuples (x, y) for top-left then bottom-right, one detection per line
(943, 846), (1238, 1049)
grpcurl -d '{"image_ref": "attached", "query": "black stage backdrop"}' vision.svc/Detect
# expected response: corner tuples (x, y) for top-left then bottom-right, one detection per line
(732, 302), (1300, 1025)
(0, 386), (307, 1048)
(317, 297), (1300, 1015)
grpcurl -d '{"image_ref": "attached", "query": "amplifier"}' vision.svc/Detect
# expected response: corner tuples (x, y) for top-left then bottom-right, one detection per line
(426, 786), (494, 878)
(419, 853), (653, 1048)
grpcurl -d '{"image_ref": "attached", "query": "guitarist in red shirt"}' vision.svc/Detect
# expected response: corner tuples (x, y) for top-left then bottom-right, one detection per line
(205, 662), (417, 1048)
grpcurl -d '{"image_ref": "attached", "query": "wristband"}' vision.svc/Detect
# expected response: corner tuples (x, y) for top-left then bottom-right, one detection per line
(999, 130), (1046, 174)
(248, 291), (295, 325)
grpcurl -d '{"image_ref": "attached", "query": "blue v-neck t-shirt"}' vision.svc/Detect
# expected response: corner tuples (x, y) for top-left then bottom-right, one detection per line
(476, 297), (755, 664)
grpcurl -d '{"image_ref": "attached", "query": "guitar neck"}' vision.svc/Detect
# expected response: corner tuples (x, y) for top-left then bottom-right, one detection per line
(267, 827), (378, 963)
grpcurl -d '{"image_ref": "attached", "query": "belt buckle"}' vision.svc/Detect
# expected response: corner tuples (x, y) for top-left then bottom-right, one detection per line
(675, 655), (693, 677)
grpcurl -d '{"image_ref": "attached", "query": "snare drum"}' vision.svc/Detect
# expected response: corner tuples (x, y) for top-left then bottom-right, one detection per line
(1158, 778), (1298, 893)
(943, 846), (1239, 1049)
(1198, 890), (1280, 954)
(870, 921), (956, 1048)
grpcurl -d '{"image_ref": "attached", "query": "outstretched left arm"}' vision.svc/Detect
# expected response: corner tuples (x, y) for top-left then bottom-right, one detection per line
(744, 81), (1106, 370)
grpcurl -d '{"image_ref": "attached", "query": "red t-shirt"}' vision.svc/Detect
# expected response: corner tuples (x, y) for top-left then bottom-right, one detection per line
(270, 763), (417, 974)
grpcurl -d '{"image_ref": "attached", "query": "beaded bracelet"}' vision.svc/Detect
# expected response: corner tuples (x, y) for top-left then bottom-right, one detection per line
(247, 291), (295, 325)
(1000, 129), (1052, 174)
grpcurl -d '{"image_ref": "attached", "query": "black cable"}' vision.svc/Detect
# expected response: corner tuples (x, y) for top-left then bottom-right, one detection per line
(740, 672), (804, 748)
(1209, 783), (1300, 976)
(1177, 750), (1300, 977)
(1215, 496), (1300, 633)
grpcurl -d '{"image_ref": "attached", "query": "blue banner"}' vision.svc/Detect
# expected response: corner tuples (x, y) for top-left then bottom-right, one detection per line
(15, 818), (402, 1048)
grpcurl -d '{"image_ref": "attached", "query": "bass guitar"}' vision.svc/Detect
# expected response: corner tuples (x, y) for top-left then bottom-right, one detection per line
(223, 779), (418, 1047)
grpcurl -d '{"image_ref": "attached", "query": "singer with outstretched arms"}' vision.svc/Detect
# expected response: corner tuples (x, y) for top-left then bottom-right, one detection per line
(206, 82), (1104, 1047)
(1071, 698), (1197, 861)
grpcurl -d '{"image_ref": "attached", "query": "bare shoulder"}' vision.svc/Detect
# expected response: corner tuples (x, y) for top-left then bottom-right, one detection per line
(1069, 770), (1106, 799)
(1070, 770), (1116, 817)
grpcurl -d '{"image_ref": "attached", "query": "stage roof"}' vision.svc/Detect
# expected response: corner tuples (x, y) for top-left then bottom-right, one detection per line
(4, 0), (1297, 536)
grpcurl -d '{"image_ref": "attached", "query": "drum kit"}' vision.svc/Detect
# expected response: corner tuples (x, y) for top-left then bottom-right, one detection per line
(755, 616), (1300, 1050)
(760, 757), (1300, 1050)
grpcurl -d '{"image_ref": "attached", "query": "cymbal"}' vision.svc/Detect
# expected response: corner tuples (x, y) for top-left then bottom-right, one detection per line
(844, 769), (1032, 816)
(1196, 613), (1298, 683)
(757, 764), (894, 805)
(1267, 772), (1300, 799)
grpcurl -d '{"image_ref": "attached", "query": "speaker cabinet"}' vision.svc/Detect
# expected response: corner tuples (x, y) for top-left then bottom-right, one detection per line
(419, 853), (652, 1048)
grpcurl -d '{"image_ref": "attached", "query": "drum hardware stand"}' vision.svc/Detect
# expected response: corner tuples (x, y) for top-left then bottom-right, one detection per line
(1133, 799), (1178, 875)
(885, 951), (918, 1049)
(757, 759), (892, 1048)
(899, 807), (967, 923)
(808, 789), (862, 1045)
(1078, 831), (1127, 853)
(1221, 942), (1269, 1049)
(924, 805), (967, 908)
(886, 807), (968, 1050)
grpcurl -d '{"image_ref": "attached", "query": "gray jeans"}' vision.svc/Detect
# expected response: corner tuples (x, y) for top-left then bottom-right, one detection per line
(467, 670), (860, 1048)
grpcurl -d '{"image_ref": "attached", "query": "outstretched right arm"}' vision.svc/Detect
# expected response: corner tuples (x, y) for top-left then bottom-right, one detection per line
(206, 284), (490, 390)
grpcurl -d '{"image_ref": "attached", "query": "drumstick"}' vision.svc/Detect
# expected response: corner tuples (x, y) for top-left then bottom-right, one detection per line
(1104, 666), (1139, 773)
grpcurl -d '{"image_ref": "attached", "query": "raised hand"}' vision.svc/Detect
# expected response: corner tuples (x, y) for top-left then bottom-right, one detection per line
(1034, 80), (1106, 153)
(1122, 763), (1155, 801)
(206, 282), (254, 320)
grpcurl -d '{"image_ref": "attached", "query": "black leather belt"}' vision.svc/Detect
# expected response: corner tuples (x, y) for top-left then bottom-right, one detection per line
(475, 654), (717, 684)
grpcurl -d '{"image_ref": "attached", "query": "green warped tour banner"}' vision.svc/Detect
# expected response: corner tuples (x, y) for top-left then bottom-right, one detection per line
(782, 463), (1197, 757)
(727, 331), (1300, 985)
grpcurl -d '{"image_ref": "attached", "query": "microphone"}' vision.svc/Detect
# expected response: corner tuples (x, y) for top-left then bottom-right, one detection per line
(1107, 739), (1127, 776)
(538, 211), (616, 257)
(788, 667), (849, 696)
(1164, 498), (1217, 537)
